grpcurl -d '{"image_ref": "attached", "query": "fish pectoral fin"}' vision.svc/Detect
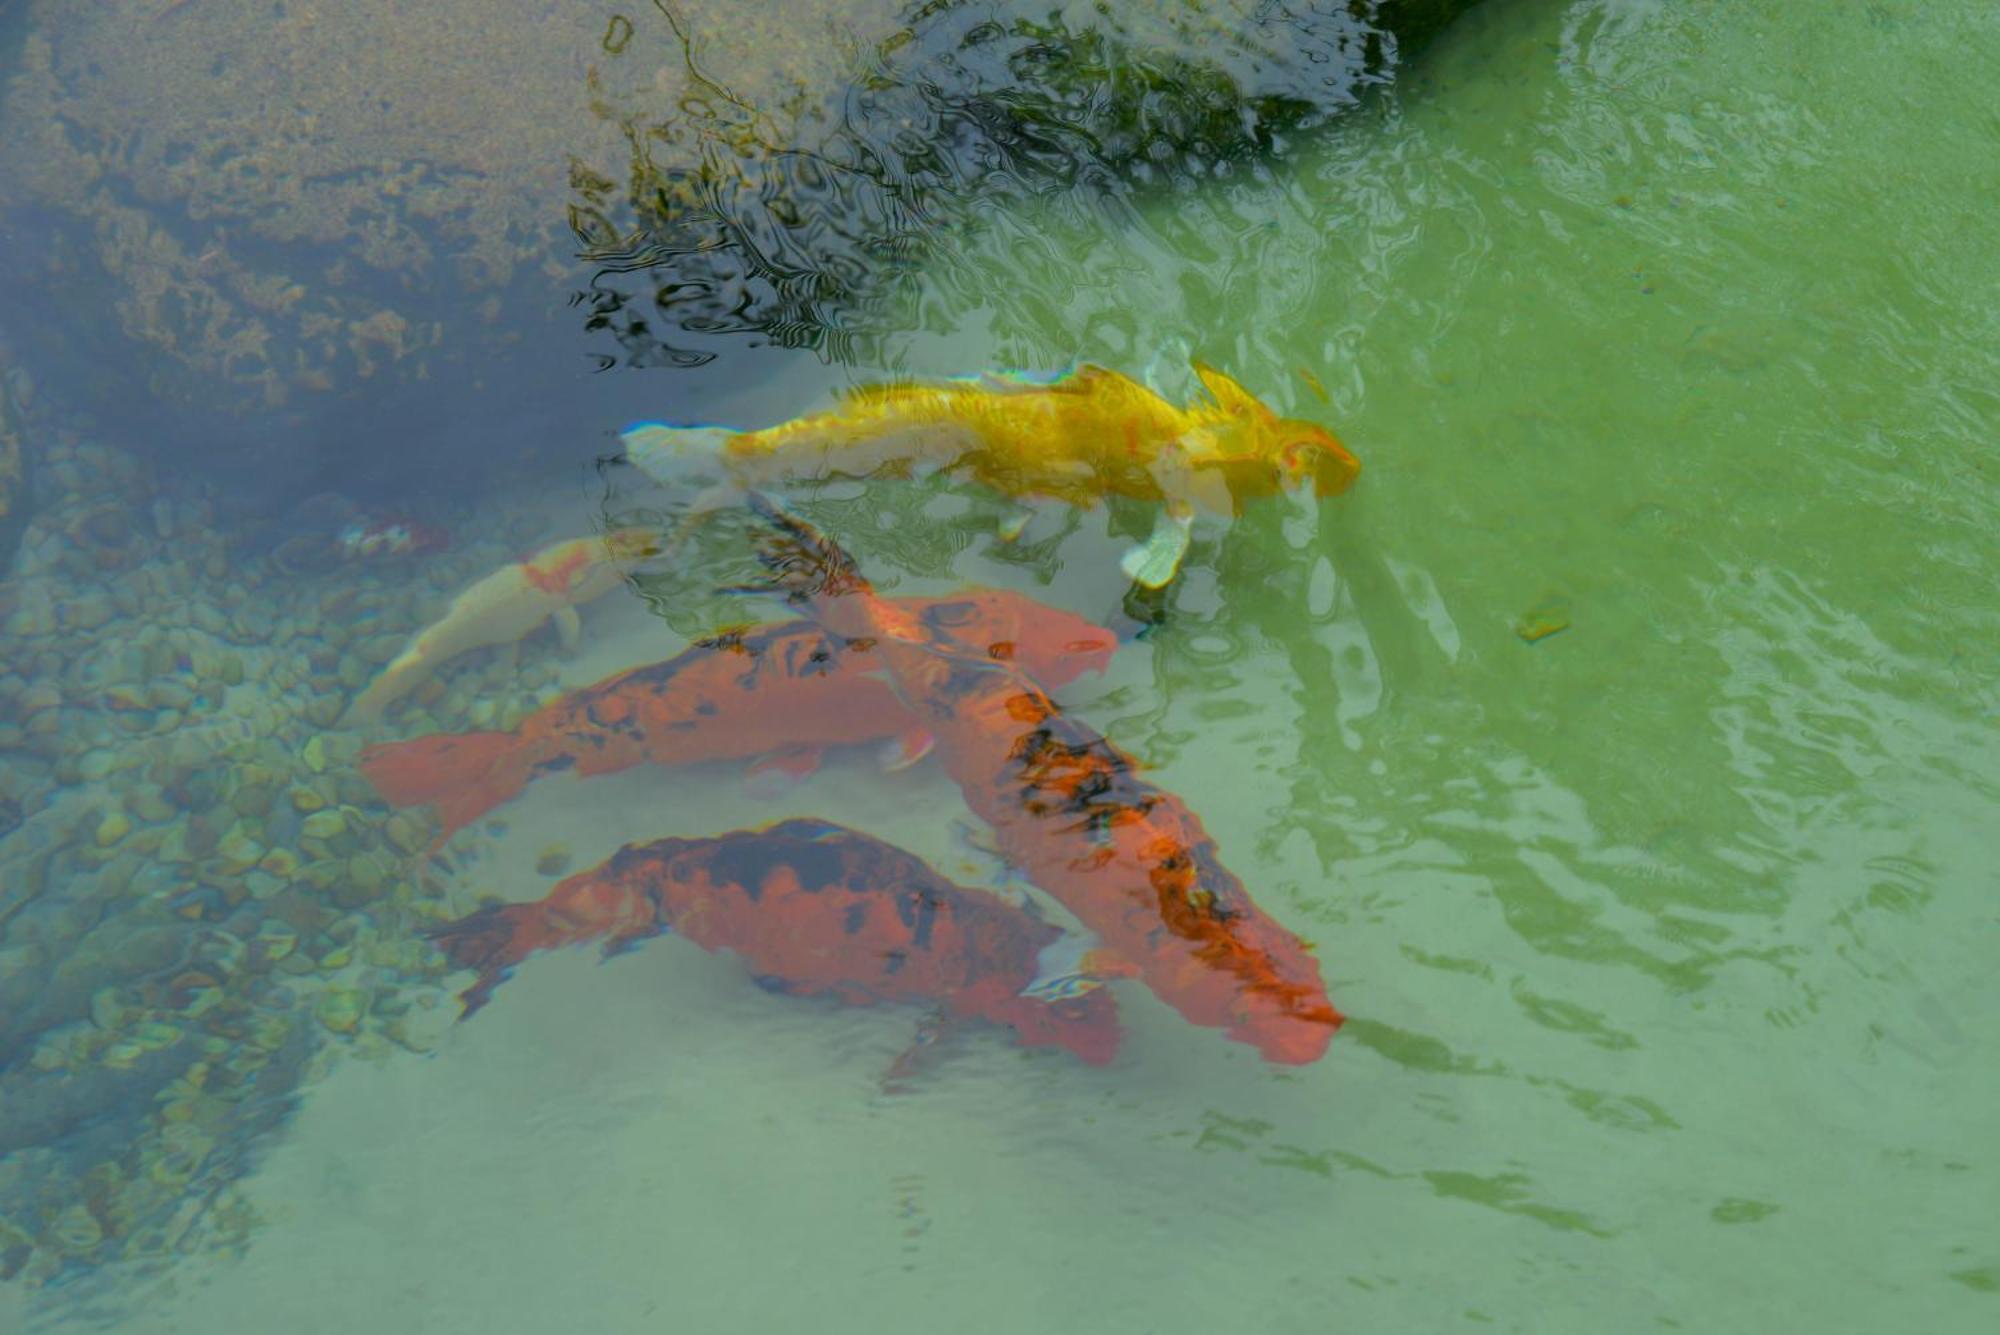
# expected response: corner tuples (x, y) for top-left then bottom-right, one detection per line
(994, 505), (1037, 543)
(552, 605), (582, 651)
(1119, 508), (1195, 589)
(743, 746), (825, 798)
(878, 727), (935, 772)
(949, 818), (1027, 893)
(1021, 941), (1136, 1001)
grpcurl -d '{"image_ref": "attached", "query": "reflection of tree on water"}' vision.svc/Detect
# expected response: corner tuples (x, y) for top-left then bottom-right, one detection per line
(575, 1), (1480, 369)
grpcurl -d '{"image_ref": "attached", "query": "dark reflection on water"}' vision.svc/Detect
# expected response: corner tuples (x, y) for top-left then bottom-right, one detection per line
(578, 0), (1466, 370)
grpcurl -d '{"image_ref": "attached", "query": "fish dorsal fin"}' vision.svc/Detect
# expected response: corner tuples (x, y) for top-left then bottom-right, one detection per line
(1192, 361), (1267, 418)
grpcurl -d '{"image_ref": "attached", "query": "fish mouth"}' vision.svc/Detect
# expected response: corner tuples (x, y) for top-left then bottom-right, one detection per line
(1065, 637), (1117, 673)
(1310, 442), (1362, 497)
(1279, 435), (1361, 497)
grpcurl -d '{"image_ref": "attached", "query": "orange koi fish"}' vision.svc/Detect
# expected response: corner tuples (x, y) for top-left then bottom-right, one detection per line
(622, 360), (1358, 588)
(430, 819), (1123, 1067)
(344, 529), (660, 725)
(742, 498), (1341, 1064)
(358, 589), (1117, 843)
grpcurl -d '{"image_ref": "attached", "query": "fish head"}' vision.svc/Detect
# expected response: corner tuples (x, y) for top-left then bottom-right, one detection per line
(1229, 994), (1343, 1065)
(917, 590), (1117, 686)
(1279, 424), (1362, 498)
(1220, 939), (1344, 1065)
(1191, 361), (1360, 499)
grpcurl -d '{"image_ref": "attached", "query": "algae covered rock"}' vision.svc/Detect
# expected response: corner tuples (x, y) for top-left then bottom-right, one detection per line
(0, 0), (1482, 485)
(0, 0), (909, 487)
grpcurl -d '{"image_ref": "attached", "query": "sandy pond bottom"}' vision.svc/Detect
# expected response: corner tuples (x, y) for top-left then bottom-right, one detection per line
(10, 564), (1988, 1335)
(1, 570), (1364, 1335)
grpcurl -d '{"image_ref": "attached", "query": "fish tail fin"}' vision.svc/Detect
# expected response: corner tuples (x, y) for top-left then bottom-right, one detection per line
(425, 903), (539, 1019)
(427, 869), (658, 1017)
(618, 422), (738, 486)
(357, 730), (529, 840)
(341, 663), (414, 727)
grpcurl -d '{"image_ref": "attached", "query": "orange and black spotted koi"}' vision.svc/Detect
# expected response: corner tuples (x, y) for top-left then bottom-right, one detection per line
(743, 496), (1342, 1064)
(359, 590), (1116, 842)
(428, 819), (1122, 1067)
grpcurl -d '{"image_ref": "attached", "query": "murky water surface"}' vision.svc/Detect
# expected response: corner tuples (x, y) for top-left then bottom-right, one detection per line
(1, 0), (1995, 1330)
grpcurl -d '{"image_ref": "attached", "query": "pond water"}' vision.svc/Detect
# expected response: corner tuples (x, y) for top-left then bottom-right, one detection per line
(1, 0), (1995, 1331)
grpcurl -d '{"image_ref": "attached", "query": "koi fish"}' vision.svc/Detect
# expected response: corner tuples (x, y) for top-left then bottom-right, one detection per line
(740, 495), (1341, 1064)
(622, 360), (1358, 588)
(358, 589), (1117, 843)
(429, 819), (1123, 1067)
(343, 529), (659, 726)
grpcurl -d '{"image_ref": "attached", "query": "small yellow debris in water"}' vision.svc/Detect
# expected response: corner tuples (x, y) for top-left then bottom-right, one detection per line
(1515, 598), (1572, 643)
(535, 843), (572, 877)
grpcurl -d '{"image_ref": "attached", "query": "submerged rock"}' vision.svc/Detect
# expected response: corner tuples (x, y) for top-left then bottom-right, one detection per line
(0, 355), (28, 570)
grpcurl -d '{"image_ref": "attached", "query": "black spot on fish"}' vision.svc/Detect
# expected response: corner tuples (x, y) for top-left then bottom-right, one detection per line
(881, 949), (907, 975)
(705, 830), (848, 898)
(923, 600), (977, 628)
(696, 627), (761, 656)
(1187, 842), (1245, 922)
(583, 698), (644, 738)
(530, 754), (577, 776)
(894, 888), (940, 950)
(774, 636), (838, 680)
(843, 903), (868, 936)
(603, 841), (670, 883)
(786, 838), (848, 891)
(941, 661), (996, 696)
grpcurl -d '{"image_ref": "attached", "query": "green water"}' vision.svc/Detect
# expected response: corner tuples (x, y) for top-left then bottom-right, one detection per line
(5, 0), (1997, 1330)
(753, 0), (2000, 1322)
(857, 1), (1999, 1325)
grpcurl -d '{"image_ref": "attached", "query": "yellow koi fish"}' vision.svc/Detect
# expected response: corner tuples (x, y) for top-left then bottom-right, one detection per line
(621, 361), (1358, 587)
(343, 530), (656, 726)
